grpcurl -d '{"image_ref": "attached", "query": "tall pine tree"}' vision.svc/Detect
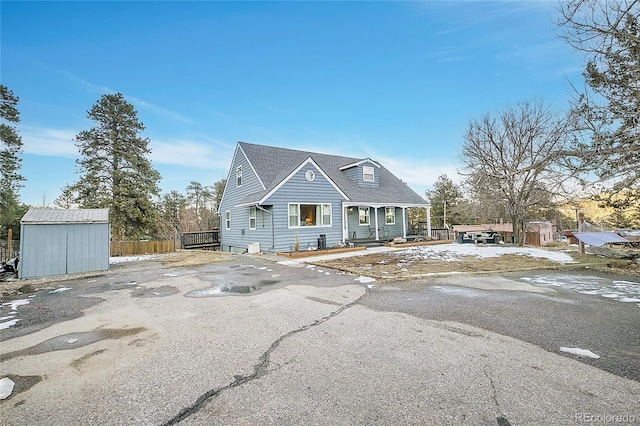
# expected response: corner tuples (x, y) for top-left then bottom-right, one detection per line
(0, 85), (26, 238)
(70, 93), (161, 239)
(558, 0), (640, 208)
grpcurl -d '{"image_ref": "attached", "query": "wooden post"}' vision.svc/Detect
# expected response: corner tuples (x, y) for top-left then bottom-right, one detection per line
(578, 212), (585, 255)
(7, 228), (12, 259)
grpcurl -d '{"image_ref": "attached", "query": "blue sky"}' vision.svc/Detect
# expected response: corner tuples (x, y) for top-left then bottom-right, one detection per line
(2, 1), (584, 207)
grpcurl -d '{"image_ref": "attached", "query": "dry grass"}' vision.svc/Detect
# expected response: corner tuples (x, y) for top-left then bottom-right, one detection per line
(314, 249), (640, 280)
(159, 249), (233, 267)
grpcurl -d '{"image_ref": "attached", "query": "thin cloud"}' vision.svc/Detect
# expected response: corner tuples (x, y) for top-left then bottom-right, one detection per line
(51, 66), (194, 124)
(20, 125), (78, 158)
(150, 139), (232, 169)
(128, 96), (194, 125)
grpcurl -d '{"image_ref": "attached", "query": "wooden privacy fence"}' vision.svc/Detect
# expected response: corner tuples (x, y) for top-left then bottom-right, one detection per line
(110, 239), (177, 257)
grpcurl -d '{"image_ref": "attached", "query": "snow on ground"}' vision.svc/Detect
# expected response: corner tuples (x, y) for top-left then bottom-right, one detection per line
(0, 298), (30, 330)
(0, 377), (15, 400)
(522, 275), (640, 308)
(397, 244), (576, 264)
(48, 287), (73, 294)
(109, 255), (158, 264)
(560, 347), (601, 359)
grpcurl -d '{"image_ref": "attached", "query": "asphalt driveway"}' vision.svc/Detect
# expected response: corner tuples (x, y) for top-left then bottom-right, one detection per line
(1, 253), (638, 425)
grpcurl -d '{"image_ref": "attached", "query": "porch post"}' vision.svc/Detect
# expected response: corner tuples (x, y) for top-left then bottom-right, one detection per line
(374, 207), (379, 240)
(426, 202), (431, 238)
(342, 205), (348, 244)
(402, 207), (407, 238)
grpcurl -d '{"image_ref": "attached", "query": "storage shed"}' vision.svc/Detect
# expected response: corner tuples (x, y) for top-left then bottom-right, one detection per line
(19, 208), (110, 279)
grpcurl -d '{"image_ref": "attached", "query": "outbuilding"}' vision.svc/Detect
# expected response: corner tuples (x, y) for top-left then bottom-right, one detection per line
(19, 208), (110, 279)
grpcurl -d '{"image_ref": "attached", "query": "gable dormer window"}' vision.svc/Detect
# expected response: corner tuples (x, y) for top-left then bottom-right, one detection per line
(363, 166), (374, 182)
(236, 166), (242, 187)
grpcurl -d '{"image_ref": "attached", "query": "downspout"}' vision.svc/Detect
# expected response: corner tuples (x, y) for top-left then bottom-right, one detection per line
(255, 205), (274, 250)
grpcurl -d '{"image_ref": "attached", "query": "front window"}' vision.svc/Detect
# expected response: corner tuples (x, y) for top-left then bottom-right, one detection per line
(236, 166), (242, 187)
(289, 203), (332, 227)
(225, 211), (231, 230)
(359, 207), (370, 225)
(249, 206), (256, 230)
(385, 207), (395, 225)
(363, 166), (374, 182)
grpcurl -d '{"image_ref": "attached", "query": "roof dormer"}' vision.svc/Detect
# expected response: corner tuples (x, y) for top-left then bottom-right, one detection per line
(339, 158), (380, 187)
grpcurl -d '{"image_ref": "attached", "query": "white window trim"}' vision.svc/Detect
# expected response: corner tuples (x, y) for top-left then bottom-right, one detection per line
(288, 202), (332, 228)
(236, 165), (242, 187)
(363, 166), (374, 182)
(249, 206), (256, 230)
(385, 207), (396, 225)
(225, 210), (231, 230)
(359, 206), (370, 226)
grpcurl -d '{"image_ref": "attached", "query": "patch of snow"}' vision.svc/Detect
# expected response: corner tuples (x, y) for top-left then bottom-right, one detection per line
(523, 275), (640, 307)
(185, 287), (222, 297)
(109, 255), (158, 264)
(306, 265), (315, 269)
(367, 284), (376, 289)
(67, 338), (78, 344)
(560, 347), (600, 359)
(3, 299), (30, 311)
(87, 279), (97, 283)
(397, 244), (576, 264)
(0, 377), (15, 400)
(0, 318), (21, 330)
(354, 276), (376, 284)
(163, 273), (178, 277)
(48, 287), (72, 294)
(125, 282), (138, 286)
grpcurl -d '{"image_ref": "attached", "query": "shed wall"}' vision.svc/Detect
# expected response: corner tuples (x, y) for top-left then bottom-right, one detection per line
(20, 223), (110, 279)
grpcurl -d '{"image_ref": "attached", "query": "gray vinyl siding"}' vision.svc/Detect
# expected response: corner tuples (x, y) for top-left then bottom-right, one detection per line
(263, 163), (344, 252)
(345, 207), (406, 240)
(19, 222), (110, 279)
(342, 161), (379, 188)
(219, 147), (269, 252)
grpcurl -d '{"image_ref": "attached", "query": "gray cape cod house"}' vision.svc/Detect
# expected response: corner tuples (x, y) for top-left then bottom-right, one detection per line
(219, 142), (431, 253)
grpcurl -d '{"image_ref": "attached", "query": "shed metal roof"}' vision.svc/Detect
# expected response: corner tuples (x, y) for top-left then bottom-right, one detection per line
(21, 208), (110, 224)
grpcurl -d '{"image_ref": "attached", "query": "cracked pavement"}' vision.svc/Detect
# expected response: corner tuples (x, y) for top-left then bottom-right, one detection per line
(1, 254), (639, 425)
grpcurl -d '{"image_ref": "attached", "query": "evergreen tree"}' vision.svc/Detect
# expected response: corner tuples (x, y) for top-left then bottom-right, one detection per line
(558, 0), (640, 208)
(0, 85), (25, 238)
(425, 174), (464, 227)
(70, 93), (161, 239)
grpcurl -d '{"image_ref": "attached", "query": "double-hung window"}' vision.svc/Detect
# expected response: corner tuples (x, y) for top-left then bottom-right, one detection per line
(288, 203), (332, 227)
(359, 207), (370, 225)
(225, 211), (231, 230)
(236, 166), (242, 187)
(363, 166), (374, 182)
(249, 206), (256, 230)
(385, 207), (395, 225)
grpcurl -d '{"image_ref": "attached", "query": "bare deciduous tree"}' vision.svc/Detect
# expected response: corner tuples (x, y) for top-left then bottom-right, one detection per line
(461, 101), (573, 245)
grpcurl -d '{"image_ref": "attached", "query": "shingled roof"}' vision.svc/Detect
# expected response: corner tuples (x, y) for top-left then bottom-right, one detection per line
(238, 142), (427, 206)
